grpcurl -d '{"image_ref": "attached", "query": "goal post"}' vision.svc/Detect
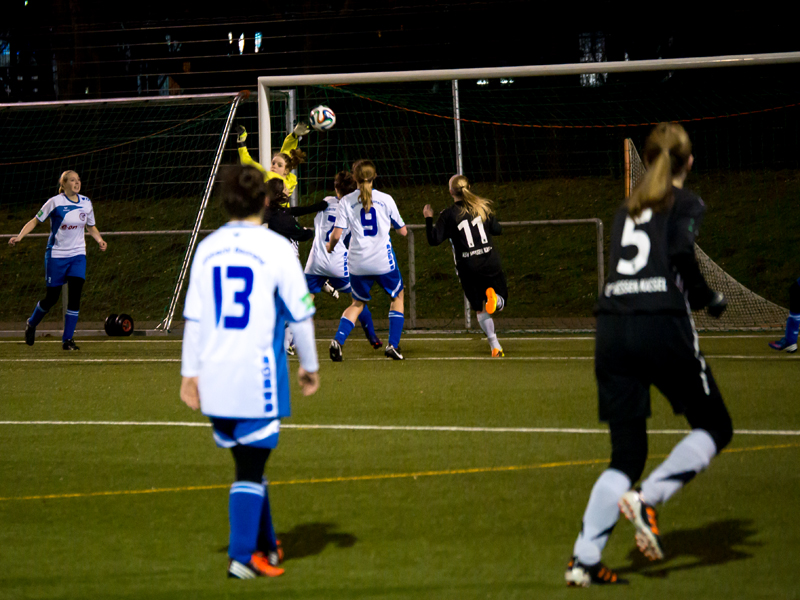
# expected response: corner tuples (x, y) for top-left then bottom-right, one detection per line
(0, 93), (243, 332)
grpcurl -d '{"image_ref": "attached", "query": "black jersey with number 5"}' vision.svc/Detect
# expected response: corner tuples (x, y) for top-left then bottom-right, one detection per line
(596, 187), (711, 316)
(425, 202), (504, 274)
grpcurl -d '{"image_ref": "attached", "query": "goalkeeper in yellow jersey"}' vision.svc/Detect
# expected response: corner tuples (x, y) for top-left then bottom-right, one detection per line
(236, 123), (310, 199)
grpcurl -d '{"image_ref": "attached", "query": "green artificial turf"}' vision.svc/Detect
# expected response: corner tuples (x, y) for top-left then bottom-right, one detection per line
(0, 335), (799, 599)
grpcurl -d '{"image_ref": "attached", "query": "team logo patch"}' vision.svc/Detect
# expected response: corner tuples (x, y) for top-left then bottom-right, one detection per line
(37, 210), (44, 218)
(301, 293), (314, 312)
(80, 212), (86, 221)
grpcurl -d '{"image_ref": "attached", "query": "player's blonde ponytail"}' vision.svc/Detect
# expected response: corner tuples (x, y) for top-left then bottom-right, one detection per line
(353, 159), (376, 212)
(58, 170), (78, 194)
(450, 175), (492, 222)
(627, 122), (692, 218)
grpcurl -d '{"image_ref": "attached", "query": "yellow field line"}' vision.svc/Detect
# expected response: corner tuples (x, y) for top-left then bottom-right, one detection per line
(1, 442), (796, 503)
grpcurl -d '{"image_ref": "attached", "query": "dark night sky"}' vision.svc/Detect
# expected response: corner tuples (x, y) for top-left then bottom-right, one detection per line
(2, 1), (799, 101)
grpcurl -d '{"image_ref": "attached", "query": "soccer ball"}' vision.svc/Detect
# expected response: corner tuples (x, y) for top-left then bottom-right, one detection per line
(310, 105), (336, 131)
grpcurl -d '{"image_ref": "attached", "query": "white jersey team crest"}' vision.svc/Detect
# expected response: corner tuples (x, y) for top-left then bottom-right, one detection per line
(182, 222), (315, 419)
(334, 189), (405, 276)
(37, 194), (96, 258)
(304, 196), (348, 278)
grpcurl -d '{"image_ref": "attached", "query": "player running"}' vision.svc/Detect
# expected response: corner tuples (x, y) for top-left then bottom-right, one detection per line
(304, 170), (382, 349)
(326, 159), (407, 361)
(8, 170), (107, 350)
(565, 123), (732, 587)
(423, 174), (507, 357)
(180, 165), (319, 579)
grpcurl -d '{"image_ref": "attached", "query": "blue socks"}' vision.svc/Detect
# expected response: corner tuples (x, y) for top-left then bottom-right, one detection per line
(334, 317), (355, 345)
(388, 310), (404, 348)
(28, 302), (48, 327)
(29, 303), (81, 343)
(257, 478), (279, 552)
(358, 304), (377, 340)
(786, 313), (800, 345)
(64, 310), (79, 342)
(228, 481), (265, 563)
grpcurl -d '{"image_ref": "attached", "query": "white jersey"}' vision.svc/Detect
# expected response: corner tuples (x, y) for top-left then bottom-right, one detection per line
(334, 189), (405, 276)
(304, 196), (349, 279)
(181, 222), (315, 419)
(37, 194), (96, 258)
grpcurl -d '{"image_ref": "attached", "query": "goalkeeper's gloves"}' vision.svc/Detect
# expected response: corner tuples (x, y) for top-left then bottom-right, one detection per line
(707, 292), (727, 318)
(236, 125), (247, 146)
(293, 122), (311, 137)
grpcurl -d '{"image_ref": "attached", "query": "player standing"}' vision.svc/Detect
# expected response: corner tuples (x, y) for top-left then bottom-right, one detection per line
(180, 165), (319, 579)
(305, 171), (382, 348)
(565, 123), (732, 586)
(326, 160), (407, 360)
(423, 175), (507, 357)
(8, 170), (107, 350)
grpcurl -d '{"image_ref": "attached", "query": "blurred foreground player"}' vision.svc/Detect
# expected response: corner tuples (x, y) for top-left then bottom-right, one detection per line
(180, 165), (319, 579)
(565, 123), (732, 586)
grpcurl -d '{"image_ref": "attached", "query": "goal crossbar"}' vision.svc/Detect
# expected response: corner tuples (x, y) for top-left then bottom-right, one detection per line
(256, 51), (800, 165)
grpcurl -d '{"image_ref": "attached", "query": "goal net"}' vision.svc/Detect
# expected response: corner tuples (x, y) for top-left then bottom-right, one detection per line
(625, 138), (788, 330)
(0, 94), (248, 330)
(256, 54), (799, 331)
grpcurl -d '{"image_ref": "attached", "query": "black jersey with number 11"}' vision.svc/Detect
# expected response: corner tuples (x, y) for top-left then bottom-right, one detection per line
(596, 186), (714, 316)
(426, 202), (504, 274)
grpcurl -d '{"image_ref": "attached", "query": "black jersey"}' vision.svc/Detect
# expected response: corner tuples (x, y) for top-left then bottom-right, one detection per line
(596, 187), (714, 316)
(426, 202), (504, 274)
(265, 205), (314, 243)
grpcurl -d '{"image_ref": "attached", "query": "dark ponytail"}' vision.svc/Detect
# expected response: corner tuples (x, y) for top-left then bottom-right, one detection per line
(221, 165), (268, 219)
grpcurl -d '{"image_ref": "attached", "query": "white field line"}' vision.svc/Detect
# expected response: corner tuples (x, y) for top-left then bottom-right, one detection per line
(0, 334), (779, 344)
(0, 354), (797, 364)
(0, 420), (797, 436)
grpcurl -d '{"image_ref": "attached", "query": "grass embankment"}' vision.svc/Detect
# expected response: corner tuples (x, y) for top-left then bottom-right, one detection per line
(1, 171), (797, 326)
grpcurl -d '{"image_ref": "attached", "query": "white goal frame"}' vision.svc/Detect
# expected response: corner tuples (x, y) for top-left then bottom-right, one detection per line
(256, 51), (800, 330)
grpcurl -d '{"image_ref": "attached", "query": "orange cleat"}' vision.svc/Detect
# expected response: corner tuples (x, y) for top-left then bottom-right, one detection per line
(491, 347), (504, 358)
(228, 553), (285, 578)
(485, 288), (498, 315)
(254, 539), (284, 566)
(619, 490), (664, 561)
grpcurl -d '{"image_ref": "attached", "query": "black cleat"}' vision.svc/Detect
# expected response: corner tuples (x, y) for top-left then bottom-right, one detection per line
(384, 345), (404, 360)
(329, 340), (343, 362)
(565, 557), (627, 587)
(62, 339), (80, 351)
(25, 321), (36, 346)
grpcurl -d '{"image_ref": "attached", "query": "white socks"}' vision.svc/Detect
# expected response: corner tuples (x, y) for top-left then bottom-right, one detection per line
(477, 311), (501, 350)
(573, 469), (631, 565)
(640, 429), (717, 506)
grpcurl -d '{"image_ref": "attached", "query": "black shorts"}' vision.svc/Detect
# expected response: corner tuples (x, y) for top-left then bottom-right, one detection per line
(459, 269), (508, 312)
(595, 313), (724, 423)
